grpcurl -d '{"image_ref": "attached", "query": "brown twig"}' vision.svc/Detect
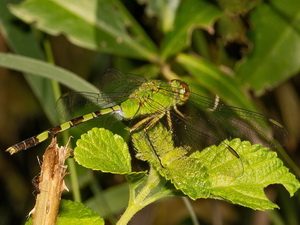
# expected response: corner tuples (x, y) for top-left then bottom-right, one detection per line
(29, 137), (70, 225)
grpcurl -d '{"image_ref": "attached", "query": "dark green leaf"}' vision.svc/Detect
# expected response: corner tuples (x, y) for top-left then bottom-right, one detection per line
(0, 0), (59, 124)
(137, 0), (180, 33)
(160, 0), (222, 61)
(236, 0), (300, 94)
(10, 0), (159, 60)
(176, 53), (257, 110)
(0, 53), (98, 93)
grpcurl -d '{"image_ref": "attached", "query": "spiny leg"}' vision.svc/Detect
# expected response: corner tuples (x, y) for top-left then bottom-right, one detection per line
(130, 112), (167, 167)
(173, 106), (186, 119)
(166, 110), (173, 132)
(144, 113), (166, 130)
(130, 116), (154, 132)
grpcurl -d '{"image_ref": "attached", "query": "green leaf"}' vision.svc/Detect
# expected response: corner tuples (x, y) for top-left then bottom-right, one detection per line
(137, 0), (180, 33)
(160, 0), (222, 61)
(118, 168), (177, 225)
(236, 0), (300, 94)
(216, 0), (260, 14)
(125, 170), (177, 201)
(217, 15), (246, 43)
(85, 183), (129, 218)
(25, 200), (104, 225)
(193, 139), (300, 210)
(0, 53), (98, 93)
(0, 0), (59, 124)
(9, 0), (158, 61)
(74, 128), (131, 174)
(57, 200), (104, 225)
(133, 123), (300, 210)
(133, 123), (211, 199)
(176, 53), (257, 110)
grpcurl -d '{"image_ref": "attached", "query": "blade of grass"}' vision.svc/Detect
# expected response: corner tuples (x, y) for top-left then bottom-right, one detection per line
(0, 53), (98, 93)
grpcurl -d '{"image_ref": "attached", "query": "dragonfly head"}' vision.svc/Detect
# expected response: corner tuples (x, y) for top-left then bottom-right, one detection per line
(170, 79), (191, 105)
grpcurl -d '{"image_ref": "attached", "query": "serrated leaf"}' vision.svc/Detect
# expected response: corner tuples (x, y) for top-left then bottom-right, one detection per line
(133, 123), (300, 210)
(74, 128), (131, 174)
(10, 0), (158, 60)
(236, 0), (300, 93)
(133, 123), (211, 199)
(192, 139), (300, 210)
(160, 0), (222, 60)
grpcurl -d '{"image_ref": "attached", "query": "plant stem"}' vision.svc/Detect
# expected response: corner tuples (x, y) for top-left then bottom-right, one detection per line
(117, 167), (162, 225)
(182, 197), (200, 225)
(67, 158), (81, 202)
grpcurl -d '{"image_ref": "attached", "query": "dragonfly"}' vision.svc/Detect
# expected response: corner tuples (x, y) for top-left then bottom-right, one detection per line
(6, 69), (288, 157)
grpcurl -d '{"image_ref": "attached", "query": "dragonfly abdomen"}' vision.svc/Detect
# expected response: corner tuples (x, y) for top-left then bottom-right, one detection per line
(6, 105), (123, 154)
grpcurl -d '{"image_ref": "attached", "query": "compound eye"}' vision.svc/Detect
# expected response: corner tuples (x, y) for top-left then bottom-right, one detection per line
(170, 79), (191, 103)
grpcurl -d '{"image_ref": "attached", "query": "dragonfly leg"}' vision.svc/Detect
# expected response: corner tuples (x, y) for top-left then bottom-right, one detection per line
(166, 110), (172, 132)
(167, 106), (185, 132)
(173, 106), (186, 118)
(131, 113), (166, 168)
(130, 116), (154, 132)
(144, 113), (165, 131)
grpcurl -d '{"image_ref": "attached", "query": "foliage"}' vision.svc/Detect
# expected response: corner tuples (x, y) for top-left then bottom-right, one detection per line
(1, 0), (300, 224)
(73, 125), (299, 223)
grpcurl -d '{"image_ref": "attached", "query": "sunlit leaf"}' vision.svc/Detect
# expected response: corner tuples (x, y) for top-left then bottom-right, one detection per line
(75, 128), (131, 174)
(193, 139), (300, 209)
(133, 123), (300, 210)
(133, 123), (210, 199)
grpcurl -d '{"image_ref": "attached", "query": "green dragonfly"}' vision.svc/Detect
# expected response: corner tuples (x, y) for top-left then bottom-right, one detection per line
(6, 69), (287, 156)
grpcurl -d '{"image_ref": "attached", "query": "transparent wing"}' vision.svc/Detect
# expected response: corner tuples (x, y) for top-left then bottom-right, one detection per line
(133, 96), (245, 178)
(99, 69), (147, 95)
(169, 92), (288, 153)
(56, 69), (147, 120)
(56, 92), (111, 120)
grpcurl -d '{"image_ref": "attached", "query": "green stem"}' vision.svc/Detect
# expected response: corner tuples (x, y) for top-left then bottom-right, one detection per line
(67, 158), (81, 202)
(117, 167), (162, 225)
(182, 197), (200, 225)
(43, 39), (82, 202)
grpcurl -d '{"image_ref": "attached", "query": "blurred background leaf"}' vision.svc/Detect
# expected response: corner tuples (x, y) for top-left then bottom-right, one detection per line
(236, 0), (300, 94)
(10, 0), (159, 61)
